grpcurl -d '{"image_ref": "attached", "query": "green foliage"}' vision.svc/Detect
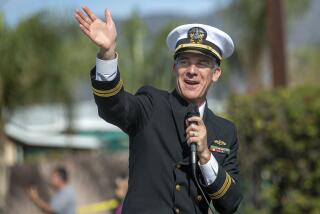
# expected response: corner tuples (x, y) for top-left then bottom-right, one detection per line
(222, 0), (268, 91)
(0, 11), (96, 112)
(227, 86), (320, 213)
(289, 47), (320, 87)
(1, 12), (61, 107)
(223, 0), (311, 91)
(117, 13), (181, 93)
(284, 0), (310, 19)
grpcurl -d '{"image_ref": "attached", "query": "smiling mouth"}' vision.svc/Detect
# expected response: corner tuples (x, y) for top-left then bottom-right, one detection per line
(184, 79), (200, 86)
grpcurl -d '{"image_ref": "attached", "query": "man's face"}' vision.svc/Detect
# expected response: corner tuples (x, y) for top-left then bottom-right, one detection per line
(173, 52), (221, 104)
(50, 172), (63, 190)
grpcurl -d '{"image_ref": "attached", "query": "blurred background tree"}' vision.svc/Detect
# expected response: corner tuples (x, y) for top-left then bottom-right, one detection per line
(223, 0), (311, 92)
(117, 12), (180, 92)
(0, 12), (96, 210)
(227, 86), (320, 213)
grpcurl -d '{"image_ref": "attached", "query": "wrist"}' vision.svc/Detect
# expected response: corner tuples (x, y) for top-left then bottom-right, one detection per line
(98, 44), (116, 60)
(198, 150), (211, 165)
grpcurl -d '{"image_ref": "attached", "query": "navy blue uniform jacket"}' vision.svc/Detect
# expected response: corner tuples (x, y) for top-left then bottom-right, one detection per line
(90, 68), (242, 213)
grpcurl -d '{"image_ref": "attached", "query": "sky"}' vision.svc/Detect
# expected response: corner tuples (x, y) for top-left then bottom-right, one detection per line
(1, 0), (231, 26)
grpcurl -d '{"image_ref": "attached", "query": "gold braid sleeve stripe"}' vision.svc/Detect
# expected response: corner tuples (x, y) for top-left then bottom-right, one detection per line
(175, 43), (222, 60)
(209, 173), (232, 199)
(92, 79), (123, 97)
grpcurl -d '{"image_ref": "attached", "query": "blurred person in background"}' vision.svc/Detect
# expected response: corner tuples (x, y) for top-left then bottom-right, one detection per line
(75, 5), (242, 214)
(28, 166), (75, 214)
(113, 174), (128, 214)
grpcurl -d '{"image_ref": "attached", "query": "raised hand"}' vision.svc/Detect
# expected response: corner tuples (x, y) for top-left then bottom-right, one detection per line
(74, 6), (117, 59)
(27, 187), (40, 202)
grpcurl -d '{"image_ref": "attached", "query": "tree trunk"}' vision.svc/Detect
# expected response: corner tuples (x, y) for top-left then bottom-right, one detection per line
(0, 77), (7, 212)
(266, 0), (287, 87)
(0, 108), (7, 212)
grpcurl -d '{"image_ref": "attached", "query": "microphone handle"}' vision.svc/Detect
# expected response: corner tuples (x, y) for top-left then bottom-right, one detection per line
(190, 143), (197, 175)
(190, 143), (197, 163)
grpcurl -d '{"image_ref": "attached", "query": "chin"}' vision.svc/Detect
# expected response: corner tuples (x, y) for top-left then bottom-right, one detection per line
(181, 91), (201, 102)
(177, 81), (204, 103)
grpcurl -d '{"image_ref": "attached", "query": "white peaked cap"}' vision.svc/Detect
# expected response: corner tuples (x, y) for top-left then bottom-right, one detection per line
(166, 24), (234, 62)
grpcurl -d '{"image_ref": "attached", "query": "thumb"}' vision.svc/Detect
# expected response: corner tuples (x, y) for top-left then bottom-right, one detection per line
(104, 9), (113, 24)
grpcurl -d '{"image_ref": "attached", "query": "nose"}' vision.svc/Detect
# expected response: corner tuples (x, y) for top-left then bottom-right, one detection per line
(187, 64), (197, 76)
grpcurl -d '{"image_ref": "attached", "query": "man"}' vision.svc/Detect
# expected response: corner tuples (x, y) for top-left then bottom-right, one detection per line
(28, 166), (76, 214)
(75, 6), (242, 214)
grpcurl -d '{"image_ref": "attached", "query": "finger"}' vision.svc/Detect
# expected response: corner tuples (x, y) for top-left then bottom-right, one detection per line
(186, 131), (202, 140)
(104, 9), (112, 23)
(186, 137), (199, 145)
(186, 118), (201, 127)
(79, 24), (91, 37)
(105, 9), (115, 28)
(75, 13), (90, 30)
(187, 116), (202, 123)
(186, 117), (198, 126)
(187, 138), (206, 149)
(187, 116), (204, 125)
(107, 9), (113, 21)
(76, 10), (92, 25)
(186, 133), (194, 140)
(82, 6), (97, 22)
(186, 124), (198, 133)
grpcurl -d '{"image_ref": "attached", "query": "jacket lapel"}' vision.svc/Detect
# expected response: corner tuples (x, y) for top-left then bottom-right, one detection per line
(169, 90), (190, 161)
(203, 104), (218, 147)
(169, 90), (189, 141)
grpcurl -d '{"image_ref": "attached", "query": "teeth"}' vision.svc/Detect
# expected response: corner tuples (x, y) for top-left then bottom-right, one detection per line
(185, 80), (198, 85)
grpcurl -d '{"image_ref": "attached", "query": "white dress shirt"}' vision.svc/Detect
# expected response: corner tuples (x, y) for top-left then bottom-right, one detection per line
(95, 55), (219, 185)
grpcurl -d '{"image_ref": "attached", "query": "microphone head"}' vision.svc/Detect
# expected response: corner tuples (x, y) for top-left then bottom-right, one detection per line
(186, 103), (200, 119)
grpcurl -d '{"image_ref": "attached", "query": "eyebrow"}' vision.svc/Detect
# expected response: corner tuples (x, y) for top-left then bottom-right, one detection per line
(177, 56), (189, 61)
(198, 59), (210, 63)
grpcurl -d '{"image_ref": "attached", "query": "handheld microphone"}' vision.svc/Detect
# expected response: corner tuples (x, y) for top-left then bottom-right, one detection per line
(186, 103), (200, 175)
(185, 103), (216, 213)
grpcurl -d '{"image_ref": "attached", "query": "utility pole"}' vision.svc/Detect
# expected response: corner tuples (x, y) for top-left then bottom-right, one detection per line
(267, 0), (287, 87)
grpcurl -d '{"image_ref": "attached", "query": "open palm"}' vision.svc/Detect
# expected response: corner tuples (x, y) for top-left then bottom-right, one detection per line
(75, 6), (117, 51)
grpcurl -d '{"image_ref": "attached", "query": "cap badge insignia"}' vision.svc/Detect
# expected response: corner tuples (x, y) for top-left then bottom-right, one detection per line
(188, 27), (207, 44)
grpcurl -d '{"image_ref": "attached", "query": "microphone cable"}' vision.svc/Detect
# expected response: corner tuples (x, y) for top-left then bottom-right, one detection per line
(192, 159), (216, 214)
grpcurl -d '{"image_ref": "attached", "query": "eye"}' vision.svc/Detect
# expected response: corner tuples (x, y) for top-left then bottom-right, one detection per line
(197, 60), (210, 68)
(178, 59), (190, 67)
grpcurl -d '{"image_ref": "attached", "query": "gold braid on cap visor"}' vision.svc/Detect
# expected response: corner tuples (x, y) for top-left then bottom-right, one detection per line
(175, 43), (222, 60)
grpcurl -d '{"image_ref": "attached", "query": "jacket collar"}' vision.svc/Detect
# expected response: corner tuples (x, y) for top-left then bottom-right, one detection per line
(203, 105), (218, 146)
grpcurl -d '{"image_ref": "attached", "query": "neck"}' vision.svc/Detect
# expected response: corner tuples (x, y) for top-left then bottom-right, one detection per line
(194, 99), (206, 107)
(177, 92), (206, 107)
(56, 183), (66, 191)
(174, 84), (207, 107)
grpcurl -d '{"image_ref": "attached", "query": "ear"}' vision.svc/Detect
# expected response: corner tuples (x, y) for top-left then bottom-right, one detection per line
(211, 67), (221, 82)
(172, 63), (177, 76)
